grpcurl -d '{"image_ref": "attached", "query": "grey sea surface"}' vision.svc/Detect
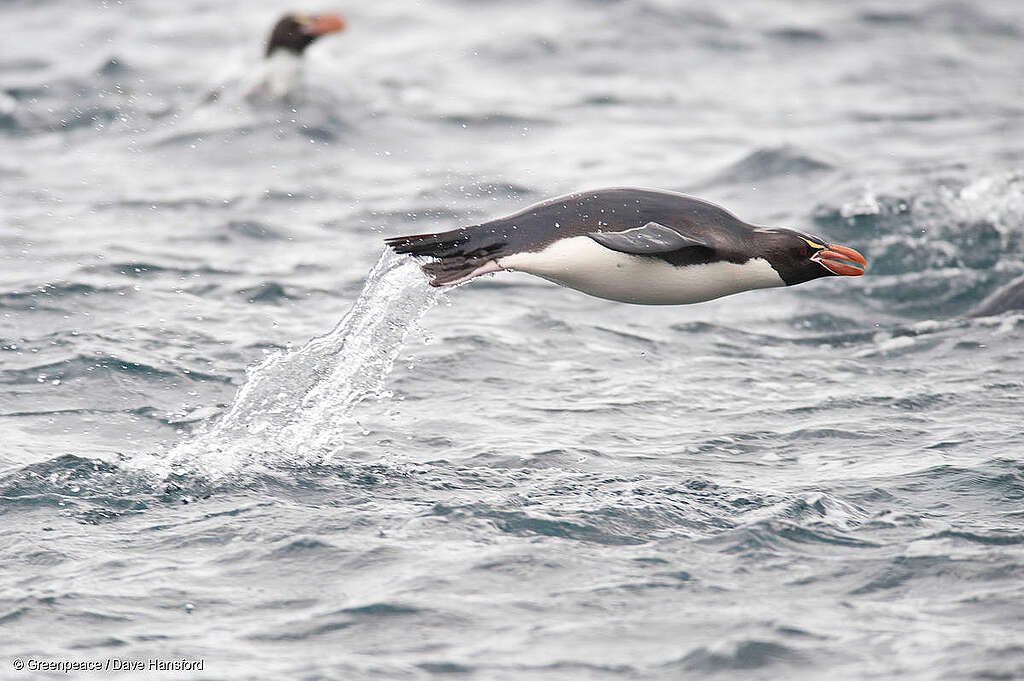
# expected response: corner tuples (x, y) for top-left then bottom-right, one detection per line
(3, 0), (1024, 679)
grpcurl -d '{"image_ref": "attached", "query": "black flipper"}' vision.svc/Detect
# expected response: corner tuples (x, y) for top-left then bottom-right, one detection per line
(588, 222), (711, 255)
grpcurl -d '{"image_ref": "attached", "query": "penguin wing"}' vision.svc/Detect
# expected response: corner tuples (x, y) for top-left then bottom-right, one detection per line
(588, 222), (712, 255)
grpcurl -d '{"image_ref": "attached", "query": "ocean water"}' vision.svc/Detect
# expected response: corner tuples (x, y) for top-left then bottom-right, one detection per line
(3, 0), (1024, 679)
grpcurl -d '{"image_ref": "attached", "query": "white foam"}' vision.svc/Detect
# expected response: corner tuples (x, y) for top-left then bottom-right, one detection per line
(134, 250), (441, 480)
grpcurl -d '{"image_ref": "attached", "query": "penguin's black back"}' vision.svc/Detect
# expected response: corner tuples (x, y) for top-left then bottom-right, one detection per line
(386, 188), (758, 274)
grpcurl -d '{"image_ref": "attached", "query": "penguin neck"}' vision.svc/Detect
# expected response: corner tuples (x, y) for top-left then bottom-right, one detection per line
(745, 229), (795, 282)
(261, 49), (305, 99)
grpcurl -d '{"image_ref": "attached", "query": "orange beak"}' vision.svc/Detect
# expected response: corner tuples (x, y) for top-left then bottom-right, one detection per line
(302, 13), (346, 36)
(813, 243), (867, 276)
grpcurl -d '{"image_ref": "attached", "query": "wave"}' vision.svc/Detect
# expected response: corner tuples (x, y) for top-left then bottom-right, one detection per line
(80, 261), (240, 278)
(1, 54), (173, 136)
(859, 10), (918, 25)
(923, 1), (1021, 37)
(668, 318), (874, 352)
(466, 506), (648, 546)
(236, 282), (299, 304)
(438, 112), (552, 129)
(811, 171), (1024, 315)
(970, 273), (1024, 317)
(222, 220), (288, 241)
(855, 2), (1019, 35)
(813, 171), (1024, 248)
(926, 529), (1024, 546)
(668, 640), (805, 672)
(765, 27), (828, 43)
(0, 283), (132, 311)
(701, 491), (877, 559)
(0, 454), (151, 521)
(247, 601), (428, 643)
(706, 145), (835, 185)
(0, 354), (229, 387)
(143, 83), (360, 150)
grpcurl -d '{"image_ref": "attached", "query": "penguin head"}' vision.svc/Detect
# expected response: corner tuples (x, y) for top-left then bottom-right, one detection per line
(756, 228), (866, 285)
(266, 12), (346, 57)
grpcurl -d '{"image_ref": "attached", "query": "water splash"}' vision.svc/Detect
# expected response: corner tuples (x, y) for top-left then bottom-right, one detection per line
(141, 250), (441, 480)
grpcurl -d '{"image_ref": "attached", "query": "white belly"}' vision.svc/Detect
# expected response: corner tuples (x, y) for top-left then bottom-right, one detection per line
(248, 51), (304, 100)
(497, 236), (785, 305)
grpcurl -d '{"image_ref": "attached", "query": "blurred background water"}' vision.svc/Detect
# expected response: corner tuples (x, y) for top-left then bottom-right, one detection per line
(3, 0), (1024, 679)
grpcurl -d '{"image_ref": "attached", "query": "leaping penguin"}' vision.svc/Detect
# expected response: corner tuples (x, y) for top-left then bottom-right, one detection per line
(385, 188), (866, 305)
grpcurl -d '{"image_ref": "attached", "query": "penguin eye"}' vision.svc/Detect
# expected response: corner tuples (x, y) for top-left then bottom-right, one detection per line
(798, 244), (809, 258)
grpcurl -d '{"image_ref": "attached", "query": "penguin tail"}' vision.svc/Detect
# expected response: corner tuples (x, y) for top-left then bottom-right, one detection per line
(385, 227), (506, 287)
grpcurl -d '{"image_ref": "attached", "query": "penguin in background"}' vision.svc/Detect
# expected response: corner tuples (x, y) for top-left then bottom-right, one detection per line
(253, 13), (347, 101)
(197, 12), (347, 108)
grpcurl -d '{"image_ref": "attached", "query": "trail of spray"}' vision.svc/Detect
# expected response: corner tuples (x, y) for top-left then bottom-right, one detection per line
(141, 250), (441, 480)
